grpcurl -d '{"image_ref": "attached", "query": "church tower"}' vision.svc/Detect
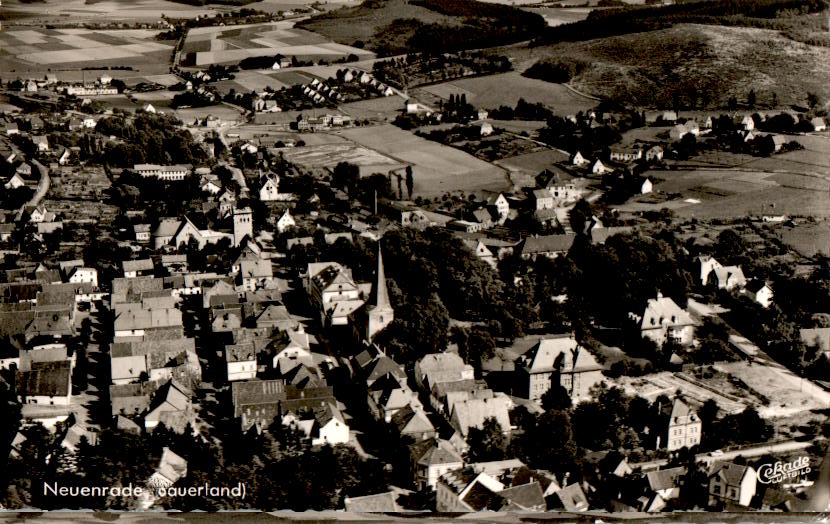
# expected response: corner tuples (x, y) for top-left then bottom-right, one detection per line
(367, 246), (394, 340)
(233, 207), (253, 247)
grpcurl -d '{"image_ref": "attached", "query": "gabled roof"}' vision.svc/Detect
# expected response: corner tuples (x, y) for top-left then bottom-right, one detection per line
(646, 466), (685, 492)
(710, 461), (751, 487)
(520, 234), (575, 256)
(391, 404), (434, 435)
(554, 483), (589, 511)
(344, 492), (400, 512)
(499, 481), (545, 510)
(519, 334), (601, 374)
(412, 438), (463, 467)
(641, 295), (694, 330)
(122, 258), (154, 273)
(16, 360), (71, 397)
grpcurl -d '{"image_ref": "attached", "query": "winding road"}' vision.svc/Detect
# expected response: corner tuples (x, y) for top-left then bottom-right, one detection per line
(15, 159), (50, 222)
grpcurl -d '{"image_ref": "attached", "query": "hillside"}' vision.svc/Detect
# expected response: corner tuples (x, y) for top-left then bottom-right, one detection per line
(297, 0), (546, 56)
(525, 22), (830, 109)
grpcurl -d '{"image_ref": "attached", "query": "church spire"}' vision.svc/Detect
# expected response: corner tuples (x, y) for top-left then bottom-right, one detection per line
(374, 245), (391, 309)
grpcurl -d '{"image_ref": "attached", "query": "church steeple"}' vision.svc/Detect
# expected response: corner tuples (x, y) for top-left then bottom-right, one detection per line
(373, 246), (390, 309)
(367, 245), (394, 341)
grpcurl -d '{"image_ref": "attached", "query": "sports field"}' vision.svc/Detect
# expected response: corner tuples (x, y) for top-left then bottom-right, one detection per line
(336, 124), (509, 197)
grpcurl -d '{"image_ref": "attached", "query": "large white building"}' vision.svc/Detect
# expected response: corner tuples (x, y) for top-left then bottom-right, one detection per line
(133, 164), (191, 182)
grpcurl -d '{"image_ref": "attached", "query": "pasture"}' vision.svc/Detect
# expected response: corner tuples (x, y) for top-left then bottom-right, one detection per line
(418, 72), (597, 115)
(779, 222), (830, 258)
(182, 23), (373, 66)
(336, 124), (510, 197)
(279, 143), (403, 172)
(523, 7), (593, 26)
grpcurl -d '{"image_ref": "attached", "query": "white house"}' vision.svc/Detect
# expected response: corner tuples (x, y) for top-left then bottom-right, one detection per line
(571, 151), (587, 167)
(276, 209), (295, 233)
(69, 267), (98, 288)
(640, 178), (653, 194)
(592, 159), (609, 175)
(225, 343), (257, 382)
(259, 175), (280, 201)
(637, 293), (696, 346)
(745, 280), (773, 308)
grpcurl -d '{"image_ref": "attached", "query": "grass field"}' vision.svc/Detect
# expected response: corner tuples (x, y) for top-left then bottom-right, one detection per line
(779, 223), (830, 257)
(495, 149), (569, 176)
(521, 23), (830, 109)
(279, 143), (403, 172)
(335, 124), (509, 197)
(339, 96), (406, 122)
(417, 72), (597, 114)
(182, 22), (373, 66)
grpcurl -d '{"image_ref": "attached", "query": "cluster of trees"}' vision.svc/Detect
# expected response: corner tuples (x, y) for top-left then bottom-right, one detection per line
(376, 228), (536, 363)
(371, 51), (511, 89)
(523, 60), (590, 84)
(94, 113), (207, 167)
(538, 0), (826, 44)
(489, 98), (557, 121)
(539, 116), (623, 158)
(2, 420), (386, 511)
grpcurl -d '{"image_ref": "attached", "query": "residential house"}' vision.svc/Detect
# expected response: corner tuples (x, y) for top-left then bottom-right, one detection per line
(415, 352), (475, 391)
(592, 159), (609, 175)
(670, 121), (700, 140)
(571, 151), (587, 167)
(644, 466), (685, 511)
(661, 111), (678, 123)
(550, 483), (590, 511)
(122, 258), (154, 279)
(645, 145), (664, 161)
(811, 117), (826, 132)
(368, 374), (422, 422)
(713, 265), (746, 290)
(489, 193), (510, 218)
(516, 334), (604, 402)
(231, 379), (336, 432)
(276, 209), (295, 233)
(305, 262), (366, 327)
(436, 468), (546, 512)
(259, 175), (280, 201)
(391, 404), (436, 441)
(609, 148), (642, 162)
(698, 255), (722, 286)
(237, 259), (273, 292)
(148, 447), (187, 489)
(144, 379), (194, 432)
(32, 135), (49, 152)
(640, 178), (653, 194)
(661, 398), (701, 451)
(225, 342), (257, 381)
(708, 462), (756, 508)
(637, 293), (696, 346)
(16, 360), (72, 406)
(112, 301), (183, 340)
(344, 492), (401, 512)
(518, 234), (576, 260)
(745, 280), (773, 308)
(450, 396), (512, 438)
(134, 224), (151, 243)
(68, 267), (98, 288)
(410, 438), (464, 490)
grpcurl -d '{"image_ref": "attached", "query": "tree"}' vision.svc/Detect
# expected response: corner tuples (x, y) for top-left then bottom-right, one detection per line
(540, 384), (572, 412)
(466, 417), (507, 462)
(405, 166), (414, 198)
(808, 92), (821, 110)
(747, 89), (756, 108)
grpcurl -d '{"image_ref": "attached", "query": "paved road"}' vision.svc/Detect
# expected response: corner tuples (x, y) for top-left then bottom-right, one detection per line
(633, 438), (817, 472)
(15, 159), (50, 221)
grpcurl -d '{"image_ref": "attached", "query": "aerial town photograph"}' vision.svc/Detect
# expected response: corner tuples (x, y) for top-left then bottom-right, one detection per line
(0, 0), (830, 519)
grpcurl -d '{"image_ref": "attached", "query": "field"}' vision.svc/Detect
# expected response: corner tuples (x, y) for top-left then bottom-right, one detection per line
(335, 124), (509, 197)
(521, 23), (830, 108)
(614, 371), (749, 416)
(495, 149), (570, 179)
(248, 0), (359, 12)
(0, 28), (172, 70)
(523, 7), (593, 26)
(339, 96), (407, 122)
(279, 143), (404, 172)
(715, 361), (830, 418)
(3, 0), (218, 21)
(620, 167), (830, 219)
(417, 72), (597, 114)
(182, 22), (373, 66)
(779, 222), (830, 258)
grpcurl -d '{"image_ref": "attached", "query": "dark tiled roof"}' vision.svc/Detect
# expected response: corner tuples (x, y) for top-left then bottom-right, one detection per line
(16, 360), (71, 397)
